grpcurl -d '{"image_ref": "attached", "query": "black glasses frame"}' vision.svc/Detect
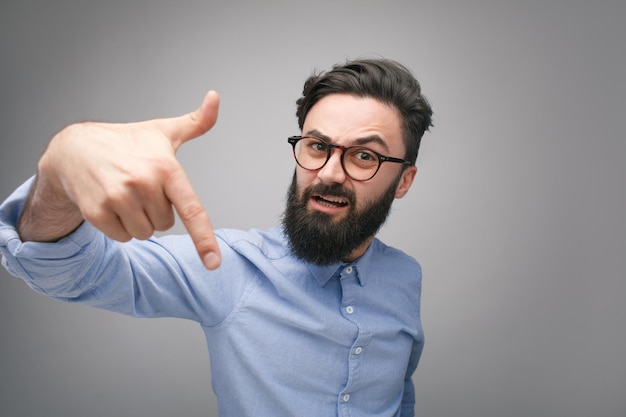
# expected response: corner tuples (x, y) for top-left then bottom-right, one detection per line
(288, 135), (412, 181)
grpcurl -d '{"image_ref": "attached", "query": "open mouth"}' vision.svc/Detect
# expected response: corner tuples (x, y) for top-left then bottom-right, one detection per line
(313, 194), (350, 208)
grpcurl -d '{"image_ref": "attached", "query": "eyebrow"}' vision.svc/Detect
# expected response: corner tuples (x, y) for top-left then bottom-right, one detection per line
(304, 129), (391, 153)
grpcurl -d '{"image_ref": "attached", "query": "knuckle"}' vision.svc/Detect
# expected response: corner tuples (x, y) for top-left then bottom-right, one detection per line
(177, 201), (205, 222)
(85, 211), (131, 242)
(154, 214), (175, 231)
(151, 155), (179, 176)
(81, 204), (110, 226)
(194, 235), (216, 254)
(121, 157), (177, 191)
(133, 228), (154, 241)
(112, 232), (133, 242)
(120, 172), (153, 193)
(103, 188), (129, 207)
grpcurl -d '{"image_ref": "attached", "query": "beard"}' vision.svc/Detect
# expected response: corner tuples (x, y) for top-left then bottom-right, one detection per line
(281, 172), (401, 266)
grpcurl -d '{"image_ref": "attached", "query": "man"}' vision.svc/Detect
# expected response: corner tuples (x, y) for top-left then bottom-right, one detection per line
(0, 59), (433, 416)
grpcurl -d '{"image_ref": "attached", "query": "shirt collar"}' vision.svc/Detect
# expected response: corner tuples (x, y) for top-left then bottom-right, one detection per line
(277, 225), (378, 288)
(308, 262), (344, 287)
(307, 239), (380, 288)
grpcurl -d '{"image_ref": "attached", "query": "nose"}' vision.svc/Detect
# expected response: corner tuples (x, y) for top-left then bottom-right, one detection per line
(317, 148), (347, 184)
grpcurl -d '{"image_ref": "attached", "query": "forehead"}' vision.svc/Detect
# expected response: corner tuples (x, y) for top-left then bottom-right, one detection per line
(302, 94), (403, 152)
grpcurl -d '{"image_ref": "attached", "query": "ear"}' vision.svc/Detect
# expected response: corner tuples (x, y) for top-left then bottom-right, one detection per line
(395, 165), (417, 199)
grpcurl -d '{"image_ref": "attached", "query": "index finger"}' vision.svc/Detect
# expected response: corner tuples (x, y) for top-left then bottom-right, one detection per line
(164, 167), (221, 270)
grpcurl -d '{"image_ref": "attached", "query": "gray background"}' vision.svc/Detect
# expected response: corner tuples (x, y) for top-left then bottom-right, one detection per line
(1, 1), (624, 416)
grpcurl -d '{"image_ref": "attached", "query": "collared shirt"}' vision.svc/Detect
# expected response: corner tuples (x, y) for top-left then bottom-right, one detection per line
(0, 178), (424, 417)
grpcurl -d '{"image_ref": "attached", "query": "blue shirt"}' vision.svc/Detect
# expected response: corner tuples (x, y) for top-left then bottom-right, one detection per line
(0, 178), (424, 417)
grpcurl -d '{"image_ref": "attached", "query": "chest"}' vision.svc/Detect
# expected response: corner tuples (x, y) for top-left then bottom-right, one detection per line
(210, 269), (420, 396)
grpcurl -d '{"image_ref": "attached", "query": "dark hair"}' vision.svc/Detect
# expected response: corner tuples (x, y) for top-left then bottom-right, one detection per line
(296, 58), (433, 164)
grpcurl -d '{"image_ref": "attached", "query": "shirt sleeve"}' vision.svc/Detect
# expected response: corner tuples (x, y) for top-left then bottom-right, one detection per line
(400, 263), (425, 417)
(400, 337), (423, 416)
(0, 178), (252, 326)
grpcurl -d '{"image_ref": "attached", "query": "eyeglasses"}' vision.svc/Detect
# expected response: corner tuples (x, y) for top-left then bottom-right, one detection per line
(288, 135), (412, 181)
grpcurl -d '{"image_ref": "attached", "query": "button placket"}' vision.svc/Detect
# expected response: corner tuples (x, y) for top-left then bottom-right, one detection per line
(337, 265), (369, 413)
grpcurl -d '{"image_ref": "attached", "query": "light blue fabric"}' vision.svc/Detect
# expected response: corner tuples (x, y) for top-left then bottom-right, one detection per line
(1, 178), (424, 417)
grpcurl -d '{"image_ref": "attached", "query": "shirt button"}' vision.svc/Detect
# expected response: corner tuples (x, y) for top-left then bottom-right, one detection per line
(345, 306), (354, 314)
(345, 266), (353, 274)
(354, 347), (363, 355)
(342, 394), (351, 402)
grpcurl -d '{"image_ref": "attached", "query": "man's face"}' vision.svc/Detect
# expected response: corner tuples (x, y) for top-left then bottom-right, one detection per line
(282, 94), (417, 265)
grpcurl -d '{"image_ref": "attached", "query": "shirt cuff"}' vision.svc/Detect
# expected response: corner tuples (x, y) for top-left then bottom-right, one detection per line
(0, 176), (98, 278)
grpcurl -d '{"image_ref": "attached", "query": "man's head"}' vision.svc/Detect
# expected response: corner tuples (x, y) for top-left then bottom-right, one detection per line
(283, 59), (433, 265)
(295, 58), (433, 165)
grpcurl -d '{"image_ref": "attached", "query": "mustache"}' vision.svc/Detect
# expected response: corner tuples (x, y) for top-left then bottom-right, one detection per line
(302, 183), (356, 205)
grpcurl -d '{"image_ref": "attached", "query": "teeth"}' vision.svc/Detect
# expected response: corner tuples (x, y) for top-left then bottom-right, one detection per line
(321, 195), (348, 204)
(316, 195), (348, 207)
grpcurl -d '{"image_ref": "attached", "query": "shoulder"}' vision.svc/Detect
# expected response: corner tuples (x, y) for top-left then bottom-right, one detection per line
(359, 238), (422, 293)
(370, 238), (421, 272)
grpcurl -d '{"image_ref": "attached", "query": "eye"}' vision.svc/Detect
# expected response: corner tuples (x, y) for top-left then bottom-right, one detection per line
(297, 138), (329, 160)
(305, 138), (328, 153)
(311, 142), (327, 152)
(348, 147), (379, 167)
(355, 150), (376, 161)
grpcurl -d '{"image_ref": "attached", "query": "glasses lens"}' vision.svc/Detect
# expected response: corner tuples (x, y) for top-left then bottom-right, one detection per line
(293, 137), (329, 170)
(343, 147), (380, 180)
(292, 137), (383, 180)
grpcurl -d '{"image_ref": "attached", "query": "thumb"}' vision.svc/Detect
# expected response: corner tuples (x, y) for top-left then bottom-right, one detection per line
(155, 90), (220, 151)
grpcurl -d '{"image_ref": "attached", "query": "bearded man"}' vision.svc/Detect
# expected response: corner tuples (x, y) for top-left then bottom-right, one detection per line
(0, 58), (433, 417)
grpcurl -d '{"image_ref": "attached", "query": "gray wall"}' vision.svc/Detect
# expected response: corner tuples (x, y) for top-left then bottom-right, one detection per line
(1, 1), (624, 416)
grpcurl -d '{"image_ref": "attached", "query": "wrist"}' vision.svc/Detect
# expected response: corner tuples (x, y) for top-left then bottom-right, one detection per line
(17, 173), (84, 242)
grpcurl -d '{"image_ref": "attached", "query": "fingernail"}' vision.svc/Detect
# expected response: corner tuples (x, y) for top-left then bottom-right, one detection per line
(203, 252), (221, 270)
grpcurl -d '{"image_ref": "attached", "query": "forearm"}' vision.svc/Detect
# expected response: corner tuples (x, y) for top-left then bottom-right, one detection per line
(18, 172), (84, 242)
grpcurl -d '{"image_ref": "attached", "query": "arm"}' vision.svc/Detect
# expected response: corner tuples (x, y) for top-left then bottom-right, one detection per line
(1, 179), (249, 324)
(17, 91), (222, 269)
(400, 338), (424, 417)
